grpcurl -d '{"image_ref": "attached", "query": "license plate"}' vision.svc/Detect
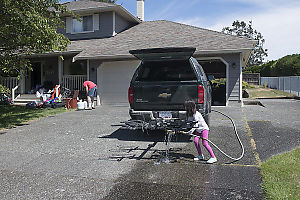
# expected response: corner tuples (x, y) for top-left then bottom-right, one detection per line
(159, 111), (172, 119)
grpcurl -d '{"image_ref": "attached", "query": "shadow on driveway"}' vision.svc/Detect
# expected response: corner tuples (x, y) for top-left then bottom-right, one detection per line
(99, 128), (191, 143)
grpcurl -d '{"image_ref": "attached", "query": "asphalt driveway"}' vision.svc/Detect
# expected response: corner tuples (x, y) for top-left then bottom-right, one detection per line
(0, 98), (299, 199)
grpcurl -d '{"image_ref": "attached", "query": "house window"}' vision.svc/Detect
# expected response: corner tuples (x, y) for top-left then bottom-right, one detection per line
(64, 58), (87, 75)
(72, 15), (93, 33)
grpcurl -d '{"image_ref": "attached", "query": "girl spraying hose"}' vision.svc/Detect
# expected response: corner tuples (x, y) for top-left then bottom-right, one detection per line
(185, 100), (217, 164)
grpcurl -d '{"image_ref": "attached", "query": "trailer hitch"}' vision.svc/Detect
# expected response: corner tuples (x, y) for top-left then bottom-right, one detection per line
(119, 118), (197, 133)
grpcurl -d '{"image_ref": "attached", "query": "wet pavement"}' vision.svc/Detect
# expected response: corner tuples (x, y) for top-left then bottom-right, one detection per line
(0, 98), (299, 199)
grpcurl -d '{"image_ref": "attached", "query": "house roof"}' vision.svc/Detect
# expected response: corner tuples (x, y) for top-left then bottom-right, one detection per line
(60, 0), (140, 23)
(63, 0), (116, 11)
(68, 20), (257, 61)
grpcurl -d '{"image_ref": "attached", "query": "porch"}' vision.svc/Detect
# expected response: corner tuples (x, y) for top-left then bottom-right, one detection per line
(1, 55), (94, 102)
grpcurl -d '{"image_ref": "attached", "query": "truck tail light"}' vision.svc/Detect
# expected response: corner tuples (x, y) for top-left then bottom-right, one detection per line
(128, 86), (134, 104)
(198, 85), (204, 103)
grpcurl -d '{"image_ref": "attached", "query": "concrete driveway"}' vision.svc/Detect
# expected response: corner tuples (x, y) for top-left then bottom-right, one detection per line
(0, 98), (299, 199)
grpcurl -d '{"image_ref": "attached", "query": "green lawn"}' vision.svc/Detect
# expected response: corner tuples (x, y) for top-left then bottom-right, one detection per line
(260, 147), (300, 200)
(0, 105), (69, 131)
(247, 86), (296, 99)
(246, 85), (299, 199)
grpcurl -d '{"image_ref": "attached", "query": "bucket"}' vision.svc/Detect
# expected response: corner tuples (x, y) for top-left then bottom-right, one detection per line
(77, 101), (85, 110)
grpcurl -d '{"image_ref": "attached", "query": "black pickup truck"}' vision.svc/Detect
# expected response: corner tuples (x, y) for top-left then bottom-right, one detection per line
(128, 47), (212, 126)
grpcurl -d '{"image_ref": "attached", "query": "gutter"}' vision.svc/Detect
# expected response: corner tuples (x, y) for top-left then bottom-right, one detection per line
(73, 48), (254, 61)
(25, 50), (82, 58)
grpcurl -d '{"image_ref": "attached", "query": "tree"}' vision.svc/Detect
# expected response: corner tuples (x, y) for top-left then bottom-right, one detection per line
(244, 60), (275, 77)
(222, 20), (268, 68)
(272, 54), (300, 76)
(0, 0), (71, 75)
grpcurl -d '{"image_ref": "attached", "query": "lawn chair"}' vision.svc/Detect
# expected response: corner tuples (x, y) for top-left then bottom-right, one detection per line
(65, 90), (79, 109)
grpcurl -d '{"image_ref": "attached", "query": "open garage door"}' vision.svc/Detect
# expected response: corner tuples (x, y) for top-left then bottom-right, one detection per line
(198, 59), (227, 106)
(99, 60), (139, 105)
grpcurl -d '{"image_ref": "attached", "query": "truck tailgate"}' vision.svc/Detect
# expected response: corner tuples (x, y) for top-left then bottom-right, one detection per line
(133, 82), (199, 111)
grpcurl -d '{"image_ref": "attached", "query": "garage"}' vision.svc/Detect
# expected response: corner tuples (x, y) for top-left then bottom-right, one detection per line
(97, 60), (139, 105)
(198, 59), (228, 106)
(97, 58), (230, 106)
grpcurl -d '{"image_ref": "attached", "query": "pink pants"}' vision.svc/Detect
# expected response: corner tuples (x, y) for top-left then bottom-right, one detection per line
(194, 129), (215, 158)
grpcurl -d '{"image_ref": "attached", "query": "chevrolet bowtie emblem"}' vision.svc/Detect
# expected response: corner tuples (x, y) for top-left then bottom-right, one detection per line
(158, 93), (171, 98)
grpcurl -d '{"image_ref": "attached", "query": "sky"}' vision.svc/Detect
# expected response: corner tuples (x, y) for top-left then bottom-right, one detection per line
(60, 0), (300, 61)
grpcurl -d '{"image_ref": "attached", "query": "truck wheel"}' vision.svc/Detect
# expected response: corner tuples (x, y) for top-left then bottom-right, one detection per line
(204, 114), (210, 126)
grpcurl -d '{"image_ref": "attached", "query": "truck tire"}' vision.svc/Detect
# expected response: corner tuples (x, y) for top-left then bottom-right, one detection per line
(204, 114), (210, 126)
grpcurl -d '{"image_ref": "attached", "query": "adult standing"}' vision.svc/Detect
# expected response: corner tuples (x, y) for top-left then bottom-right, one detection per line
(83, 81), (97, 109)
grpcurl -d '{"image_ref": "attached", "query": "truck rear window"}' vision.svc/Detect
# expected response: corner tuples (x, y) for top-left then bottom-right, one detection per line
(135, 60), (197, 82)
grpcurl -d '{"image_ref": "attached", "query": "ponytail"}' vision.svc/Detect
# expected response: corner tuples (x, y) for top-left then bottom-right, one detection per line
(184, 100), (196, 118)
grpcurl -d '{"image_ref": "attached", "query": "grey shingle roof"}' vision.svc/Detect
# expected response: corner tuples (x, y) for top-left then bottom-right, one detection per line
(68, 20), (257, 60)
(63, 0), (116, 11)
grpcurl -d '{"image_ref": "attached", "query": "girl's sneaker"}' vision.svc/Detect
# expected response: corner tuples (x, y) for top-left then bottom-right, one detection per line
(194, 155), (204, 161)
(207, 157), (217, 164)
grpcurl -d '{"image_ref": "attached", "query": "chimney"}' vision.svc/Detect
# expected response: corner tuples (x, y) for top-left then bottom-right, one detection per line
(137, 0), (144, 21)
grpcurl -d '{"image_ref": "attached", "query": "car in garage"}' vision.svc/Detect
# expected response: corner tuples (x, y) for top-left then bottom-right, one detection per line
(128, 47), (212, 127)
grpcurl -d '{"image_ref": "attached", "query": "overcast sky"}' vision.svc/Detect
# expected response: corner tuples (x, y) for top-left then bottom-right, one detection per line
(61, 0), (300, 61)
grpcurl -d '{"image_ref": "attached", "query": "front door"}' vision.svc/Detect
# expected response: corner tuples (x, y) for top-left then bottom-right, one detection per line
(26, 62), (41, 93)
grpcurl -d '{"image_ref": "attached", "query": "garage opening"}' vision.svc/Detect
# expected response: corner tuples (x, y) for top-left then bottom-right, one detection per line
(198, 59), (227, 106)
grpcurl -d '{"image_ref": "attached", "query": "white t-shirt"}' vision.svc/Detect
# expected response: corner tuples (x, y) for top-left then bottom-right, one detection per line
(187, 111), (209, 134)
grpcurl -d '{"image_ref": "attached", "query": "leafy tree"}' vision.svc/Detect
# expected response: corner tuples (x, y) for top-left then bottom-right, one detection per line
(0, 0), (71, 76)
(222, 20), (268, 68)
(244, 60), (276, 77)
(272, 54), (300, 76)
(244, 54), (300, 77)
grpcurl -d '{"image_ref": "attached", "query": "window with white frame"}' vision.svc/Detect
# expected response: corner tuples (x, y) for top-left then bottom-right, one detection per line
(72, 15), (93, 33)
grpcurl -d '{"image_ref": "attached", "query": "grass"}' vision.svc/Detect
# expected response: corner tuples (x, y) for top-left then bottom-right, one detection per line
(246, 85), (300, 199)
(260, 147), (300, 200)
(246, 85), (297, 99)
(0, 105), (69, 131)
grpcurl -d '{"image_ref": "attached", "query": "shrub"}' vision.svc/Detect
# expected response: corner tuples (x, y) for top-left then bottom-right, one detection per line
(0, 84), (11, 95)
(211, 78), (226, 88)
(242, 81), (255, 89)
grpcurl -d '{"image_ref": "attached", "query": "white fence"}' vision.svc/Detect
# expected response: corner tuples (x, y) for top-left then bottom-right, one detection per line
(260, 76), (300, 96)
(62, 75), (87, 91)
(0, 77), (19, 90)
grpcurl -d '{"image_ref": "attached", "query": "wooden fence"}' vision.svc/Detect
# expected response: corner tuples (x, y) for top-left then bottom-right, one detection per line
(242, 73), (260, 85)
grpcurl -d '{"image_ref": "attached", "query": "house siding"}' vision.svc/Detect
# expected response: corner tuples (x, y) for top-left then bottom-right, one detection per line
(89, 60), (102, 84)
(223, 53), (242, 102)
(198, 53), (242, 102)
(115, 13), (132, 33)
(58, 12), (115, 40)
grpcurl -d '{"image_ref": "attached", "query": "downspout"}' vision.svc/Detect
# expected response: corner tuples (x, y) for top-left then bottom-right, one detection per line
(240, 52), (243, 102)
(112, 11), (117, 36)
(87, 59), (90, 80)
(58, 56), (63, 85)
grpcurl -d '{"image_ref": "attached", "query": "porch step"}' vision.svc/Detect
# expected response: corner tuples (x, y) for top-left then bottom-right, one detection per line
(13, 94), (42, 106)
